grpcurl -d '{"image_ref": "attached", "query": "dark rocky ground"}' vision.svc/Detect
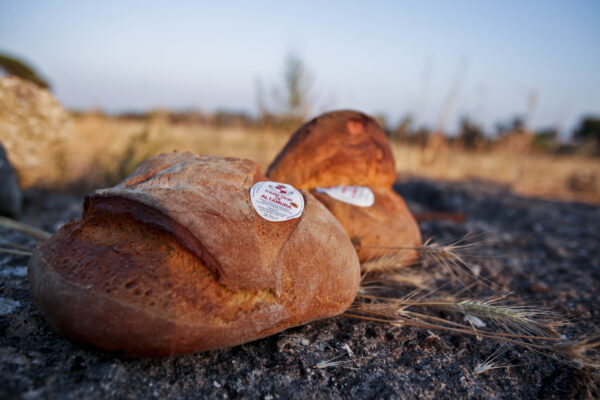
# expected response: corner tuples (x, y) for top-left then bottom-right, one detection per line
(1, 178), (598, 399)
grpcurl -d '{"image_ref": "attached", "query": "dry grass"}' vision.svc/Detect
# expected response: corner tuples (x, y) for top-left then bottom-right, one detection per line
(393, 139), (600, 204)
(0, 216), (51, 241)
(348, 233), (599, 372)
(28, 113), (598, 205)
(348, 287), (598, 371)
(58, 113), (290, 189)
(0, 247), (33, 256)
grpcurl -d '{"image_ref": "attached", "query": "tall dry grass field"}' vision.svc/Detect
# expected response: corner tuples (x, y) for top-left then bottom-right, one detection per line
(393, 139), (600, 204)
(57, 114), (600, 204)
(61, 113), (290, 188)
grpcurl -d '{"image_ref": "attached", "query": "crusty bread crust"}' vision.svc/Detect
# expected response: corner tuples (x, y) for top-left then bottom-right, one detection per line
(267, 110), (396, 188)
(29, 153), (360, 357)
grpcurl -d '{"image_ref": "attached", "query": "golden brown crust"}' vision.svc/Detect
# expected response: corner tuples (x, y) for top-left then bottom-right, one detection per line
(312, 187), (421, 263)
(267, 110), (397, 188)
(92, 153), (292, 292)
(28, 153), (360, 357)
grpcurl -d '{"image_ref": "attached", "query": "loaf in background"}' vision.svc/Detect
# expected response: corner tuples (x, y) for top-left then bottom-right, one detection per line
(267, 110), (422, 263)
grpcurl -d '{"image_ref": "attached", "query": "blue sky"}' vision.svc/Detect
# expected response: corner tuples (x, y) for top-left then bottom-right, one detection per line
(1, 0), (599, 135)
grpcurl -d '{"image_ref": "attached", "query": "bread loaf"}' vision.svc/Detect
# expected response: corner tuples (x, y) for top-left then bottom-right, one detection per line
(28, 152), (360, 357)
(268, 110), (396, 188)
(267, 110), (422, 263)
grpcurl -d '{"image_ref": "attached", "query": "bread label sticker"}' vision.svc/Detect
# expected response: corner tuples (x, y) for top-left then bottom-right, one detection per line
(316, 185), (375, 207)
(250, 181), (305, 222)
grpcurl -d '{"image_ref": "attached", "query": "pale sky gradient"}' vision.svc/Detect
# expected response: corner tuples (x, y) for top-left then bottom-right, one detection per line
(1, 0), (599, 135)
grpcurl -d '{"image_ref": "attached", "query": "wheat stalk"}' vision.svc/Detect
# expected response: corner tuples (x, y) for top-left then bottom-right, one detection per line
(0, 239), (34, 252)
(358, 233), (499, 289)
(360, 253), (415, 274)
(347, 287), (599, 371)
(453, 297), (559, 338)
(0, 216), (51, 242)
(551, 336), (600, 370)
(0, 247), (33, 256)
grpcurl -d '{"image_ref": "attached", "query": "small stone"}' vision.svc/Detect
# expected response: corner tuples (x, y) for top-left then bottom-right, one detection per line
(342, 343), (354, 357)
(464, 315), (487, 328)
(1, 266), (28, 277)
(0, 77), (73, 188)
(0, 297), (20, 315)
(530, 282), (549, 293)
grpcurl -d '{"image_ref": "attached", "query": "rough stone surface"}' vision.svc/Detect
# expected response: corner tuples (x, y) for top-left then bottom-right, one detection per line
(1, 179), (599, 399)
(0, 143), (21, 217)
(0, 77), (72, 188)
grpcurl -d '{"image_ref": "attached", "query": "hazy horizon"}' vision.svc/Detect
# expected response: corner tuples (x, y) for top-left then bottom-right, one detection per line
(1, 0), (599, 136)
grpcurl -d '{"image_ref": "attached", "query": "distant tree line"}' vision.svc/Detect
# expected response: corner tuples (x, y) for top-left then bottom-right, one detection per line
(383, 113), (600, 156)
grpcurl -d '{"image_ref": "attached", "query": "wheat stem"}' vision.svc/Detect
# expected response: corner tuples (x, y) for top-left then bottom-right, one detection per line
(0, 216), (51, 242)
(0, 247), (33, 256)
(0, 240), (34, 252)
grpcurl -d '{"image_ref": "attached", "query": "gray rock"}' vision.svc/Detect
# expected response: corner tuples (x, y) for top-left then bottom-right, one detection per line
(0, 143), (21, 217)
(0, 76), (72, 188)
(0, 297), (20, 315)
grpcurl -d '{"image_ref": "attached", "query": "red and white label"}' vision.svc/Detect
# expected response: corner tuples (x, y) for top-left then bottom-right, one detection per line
(250, 181), (305, 222)
(316, 185), (375, 207)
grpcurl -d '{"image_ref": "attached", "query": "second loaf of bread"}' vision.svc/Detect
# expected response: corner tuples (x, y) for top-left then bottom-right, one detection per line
(267, 110), (422, 263)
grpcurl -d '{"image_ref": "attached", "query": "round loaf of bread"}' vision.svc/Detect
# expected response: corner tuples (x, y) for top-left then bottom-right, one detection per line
(267, 110), (421, 263)
(267, 110), (396, 188)
(28, 152), (360, 357)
